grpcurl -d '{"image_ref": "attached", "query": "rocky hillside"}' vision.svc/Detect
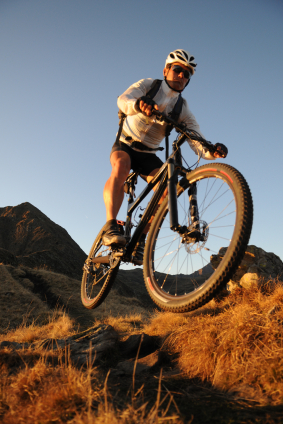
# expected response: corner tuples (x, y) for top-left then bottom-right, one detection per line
(0, 203), (155, 332)
(0, 202), (87, 280)
(1, 202), (283, 333)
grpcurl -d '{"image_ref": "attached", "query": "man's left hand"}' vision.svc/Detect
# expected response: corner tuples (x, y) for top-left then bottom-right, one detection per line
(213, 143), (228, 158)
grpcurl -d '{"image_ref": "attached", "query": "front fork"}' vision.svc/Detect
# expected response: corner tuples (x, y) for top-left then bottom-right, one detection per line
(167, 159), (200, 236)
(167, 158), (179, 231)
(188, 182), (200, 230)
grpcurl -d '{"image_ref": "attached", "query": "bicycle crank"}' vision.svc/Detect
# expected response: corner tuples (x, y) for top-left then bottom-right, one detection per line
(91, 248), (124, 268)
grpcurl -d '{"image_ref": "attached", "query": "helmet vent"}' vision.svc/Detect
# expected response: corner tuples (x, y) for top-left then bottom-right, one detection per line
(176, 54), (186, 63)
(170, 53), (175, 59)
(183, 51), (189, 60)
(190, 56), (195, 61)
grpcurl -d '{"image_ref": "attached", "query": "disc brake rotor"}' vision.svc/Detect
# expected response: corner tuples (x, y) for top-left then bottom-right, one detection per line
(183, 220), (209, 254)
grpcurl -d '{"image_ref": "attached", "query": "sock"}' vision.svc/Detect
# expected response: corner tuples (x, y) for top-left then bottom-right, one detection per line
(106, 219), (117, 227)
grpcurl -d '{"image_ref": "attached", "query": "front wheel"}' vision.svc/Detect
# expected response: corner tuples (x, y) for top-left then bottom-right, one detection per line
(143, 163), (253, 313)
(81, 224), (120, 309)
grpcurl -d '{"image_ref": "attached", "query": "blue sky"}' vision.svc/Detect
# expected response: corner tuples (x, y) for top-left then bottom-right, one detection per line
(1, 0), (283, 262)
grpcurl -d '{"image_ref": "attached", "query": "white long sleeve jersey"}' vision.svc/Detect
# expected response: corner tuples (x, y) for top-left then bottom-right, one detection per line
(117, 78), (215, 160)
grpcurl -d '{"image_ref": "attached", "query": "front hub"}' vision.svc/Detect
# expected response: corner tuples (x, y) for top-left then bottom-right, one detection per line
(181, 220), (209, 254)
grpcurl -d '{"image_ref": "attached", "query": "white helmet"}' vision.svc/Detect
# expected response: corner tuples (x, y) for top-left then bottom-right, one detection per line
(165, 49), (197, 75)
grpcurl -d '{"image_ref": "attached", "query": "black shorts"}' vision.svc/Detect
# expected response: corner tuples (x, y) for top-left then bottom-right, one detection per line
(110, 139), (163, 177)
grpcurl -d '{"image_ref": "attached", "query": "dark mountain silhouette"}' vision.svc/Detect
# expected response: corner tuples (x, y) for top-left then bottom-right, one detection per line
(0, 202), (154, 331)
(0, 202), (87, 280)
(0, 201), (216, 325)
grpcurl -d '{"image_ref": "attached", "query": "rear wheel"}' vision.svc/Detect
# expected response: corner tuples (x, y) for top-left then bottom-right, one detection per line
(81, 225), (120, 309)
(143, 163), (253, 312)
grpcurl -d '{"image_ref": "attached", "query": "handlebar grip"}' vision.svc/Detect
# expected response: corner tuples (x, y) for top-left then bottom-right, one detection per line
(151, 109), (164, 119)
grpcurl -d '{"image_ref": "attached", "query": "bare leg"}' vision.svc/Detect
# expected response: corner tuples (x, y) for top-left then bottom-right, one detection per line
(103, 151), (131, 221)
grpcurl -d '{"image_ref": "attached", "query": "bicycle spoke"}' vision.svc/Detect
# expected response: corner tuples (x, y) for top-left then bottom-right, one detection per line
(147, 171), (239, 298)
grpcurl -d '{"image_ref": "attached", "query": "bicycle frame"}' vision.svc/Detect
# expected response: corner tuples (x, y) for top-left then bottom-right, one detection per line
(122, 131), (195, 263)
(91, 110), (209, 266)
(123, 162), (168, 262)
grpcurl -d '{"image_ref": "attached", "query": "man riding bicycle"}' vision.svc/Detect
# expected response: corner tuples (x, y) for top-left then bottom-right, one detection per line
(102, 49), (228, 265)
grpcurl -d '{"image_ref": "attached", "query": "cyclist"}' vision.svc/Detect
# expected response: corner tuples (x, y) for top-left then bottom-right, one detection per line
(102, 49), (228, 264)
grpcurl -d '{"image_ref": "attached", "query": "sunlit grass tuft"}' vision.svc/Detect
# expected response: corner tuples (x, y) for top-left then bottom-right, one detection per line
(159, 280), (283, 404)
(0, 309), (75, 344)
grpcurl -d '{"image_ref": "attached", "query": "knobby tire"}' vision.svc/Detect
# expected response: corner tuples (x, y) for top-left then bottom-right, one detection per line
(143, 163), (253, 313)
(81, 224), (120, 309)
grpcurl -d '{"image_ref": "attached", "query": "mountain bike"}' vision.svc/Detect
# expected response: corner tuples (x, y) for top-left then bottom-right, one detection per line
(81, 110), (253, 313)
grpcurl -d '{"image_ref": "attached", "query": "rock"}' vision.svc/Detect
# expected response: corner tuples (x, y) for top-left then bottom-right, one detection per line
(0, 341), (27, 350)
(0, 324), (119, 368)
(111, 350), (162, 377)
(20, 278), (35, 291)
(211, 245), (283, 291)
(0, 324), (173, 377)
(118, 333), (160, 359)
(112, 359), (149, 376)
(110, 333), (162, 376)
(0, 323), (180, 383)
(65, 324), (119, 366)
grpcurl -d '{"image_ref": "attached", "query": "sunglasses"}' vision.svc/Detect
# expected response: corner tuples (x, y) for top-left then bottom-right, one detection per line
(171, 65), (191, 79)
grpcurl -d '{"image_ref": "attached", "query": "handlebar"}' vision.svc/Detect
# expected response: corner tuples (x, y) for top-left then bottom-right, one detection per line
(151, 109), (221, 157)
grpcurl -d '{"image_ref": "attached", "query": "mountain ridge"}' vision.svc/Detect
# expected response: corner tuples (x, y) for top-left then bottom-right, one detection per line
(0, 202), (87, 279)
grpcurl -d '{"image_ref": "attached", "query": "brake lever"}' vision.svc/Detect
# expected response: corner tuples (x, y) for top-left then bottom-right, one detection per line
(151, 109), (167, 122)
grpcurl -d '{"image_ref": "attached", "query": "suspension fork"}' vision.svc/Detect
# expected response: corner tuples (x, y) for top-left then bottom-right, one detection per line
(124, 175), (137, 240)
(188, 182), (200, 230)
(167, 158), (180, 231)
(168, 160), (200, 235)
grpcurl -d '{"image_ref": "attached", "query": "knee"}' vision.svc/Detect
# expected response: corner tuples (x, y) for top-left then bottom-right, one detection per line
(112, 158), (131, 181)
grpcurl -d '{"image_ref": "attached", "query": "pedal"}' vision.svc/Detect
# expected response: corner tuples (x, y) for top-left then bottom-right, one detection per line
(83, 262), (92, 273)
(109, 248), (124, 268)
(116, 220), (126, 227)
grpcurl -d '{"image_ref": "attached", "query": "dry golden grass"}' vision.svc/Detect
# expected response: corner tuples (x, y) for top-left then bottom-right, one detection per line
(1, 279), (283, 423)
(0, 308), (182, 423)
(0, 354), (182, 424)
(0, 310), (75, 344)
(1, 359), (99, 423)
(104, 313), (146, 335)
(143, 312), (190, 338)
(149, 280), (283, 405)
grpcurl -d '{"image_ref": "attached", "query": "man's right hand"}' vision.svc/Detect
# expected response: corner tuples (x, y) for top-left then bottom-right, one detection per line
(138, 96), (159, 116)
